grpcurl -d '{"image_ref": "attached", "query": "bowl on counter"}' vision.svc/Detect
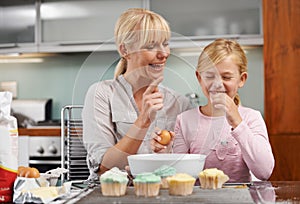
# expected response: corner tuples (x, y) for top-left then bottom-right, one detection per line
(127, 154), (206, 178)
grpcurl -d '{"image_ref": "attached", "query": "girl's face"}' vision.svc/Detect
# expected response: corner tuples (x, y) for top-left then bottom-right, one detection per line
(197, 56), (247, 102)
(125, 40), (170, 80)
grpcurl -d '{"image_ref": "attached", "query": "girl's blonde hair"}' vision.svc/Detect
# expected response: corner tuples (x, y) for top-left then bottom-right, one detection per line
(114, 8), (171, 78)
(197, 39), (248, 105)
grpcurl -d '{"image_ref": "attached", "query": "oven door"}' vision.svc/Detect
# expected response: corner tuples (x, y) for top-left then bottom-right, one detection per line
(28, 136), (61, 173)
(29, 156), (61, 173)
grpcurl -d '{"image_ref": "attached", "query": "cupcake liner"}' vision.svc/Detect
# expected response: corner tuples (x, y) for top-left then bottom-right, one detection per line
(168, 180), (195, 196)
(133, 182), (160, 197)
(101, 182), (127, 196)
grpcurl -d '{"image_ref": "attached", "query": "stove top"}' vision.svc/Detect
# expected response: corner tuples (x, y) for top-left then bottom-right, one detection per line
(36, 120), (61, 126)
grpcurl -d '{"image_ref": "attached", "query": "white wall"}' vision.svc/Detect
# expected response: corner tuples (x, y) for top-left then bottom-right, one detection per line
(0, 47), (264, 119)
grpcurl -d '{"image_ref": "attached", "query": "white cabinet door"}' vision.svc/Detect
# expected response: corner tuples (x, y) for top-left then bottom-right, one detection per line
(0, 1), (37, 54)
(40, 0), (145, 44)
(150, 0), (262, 36)
(150, 0), (263, 47)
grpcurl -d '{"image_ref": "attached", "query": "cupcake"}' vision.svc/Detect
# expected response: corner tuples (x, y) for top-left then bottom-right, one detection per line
(198, 168), (229, 189)
(99, 167), (129, 196)
(153, 165), (176, 189)
(133, 172), (161, 197)
(166, 173), (196, 196)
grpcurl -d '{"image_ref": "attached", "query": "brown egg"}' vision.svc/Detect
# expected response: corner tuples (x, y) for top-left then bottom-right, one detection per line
(158, 130), (171, 145)
(28, 167), (40, 178)
(18, 166), (40, 178)
(18, 166), (26, 177)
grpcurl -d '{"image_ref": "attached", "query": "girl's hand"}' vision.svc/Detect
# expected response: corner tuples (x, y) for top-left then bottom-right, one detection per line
(151, 129), (174, 153)
(211, 93), (242, 128)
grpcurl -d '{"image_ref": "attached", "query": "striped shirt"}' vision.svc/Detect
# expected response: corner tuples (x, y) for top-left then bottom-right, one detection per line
(82, 75), (192, 179)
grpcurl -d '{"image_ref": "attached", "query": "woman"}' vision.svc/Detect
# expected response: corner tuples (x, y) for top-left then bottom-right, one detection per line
(82, 8), (192, 180)
(153, 39), (275, 182)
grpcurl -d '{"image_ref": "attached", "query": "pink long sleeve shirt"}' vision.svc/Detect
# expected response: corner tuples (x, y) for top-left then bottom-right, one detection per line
(173, 106), (275, 182)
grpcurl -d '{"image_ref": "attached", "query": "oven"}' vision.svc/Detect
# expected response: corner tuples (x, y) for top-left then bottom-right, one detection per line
(28, 136), (61, 173)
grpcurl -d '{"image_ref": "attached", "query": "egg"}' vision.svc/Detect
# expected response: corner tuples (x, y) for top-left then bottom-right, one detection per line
(18, 166), (40, 178)
(158, 130), (171, 145)
(28, 167), (40, 178)
(18, 166), (27, 177)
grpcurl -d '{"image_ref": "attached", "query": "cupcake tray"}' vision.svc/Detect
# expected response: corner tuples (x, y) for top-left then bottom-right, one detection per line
(75, 186), (254, 203)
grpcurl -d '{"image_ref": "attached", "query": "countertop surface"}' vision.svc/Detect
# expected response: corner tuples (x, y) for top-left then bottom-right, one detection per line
(58, 181), (300, 204)
(78, 187), (252, 204)
(18, 127), (61, 136)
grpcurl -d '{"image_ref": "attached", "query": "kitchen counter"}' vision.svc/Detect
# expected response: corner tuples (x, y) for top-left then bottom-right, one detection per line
(18, 127), (61, 136)
(59, 181), (300, 203)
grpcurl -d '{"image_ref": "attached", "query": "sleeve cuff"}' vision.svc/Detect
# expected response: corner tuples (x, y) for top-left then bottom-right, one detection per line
(231, 120), (247, 138)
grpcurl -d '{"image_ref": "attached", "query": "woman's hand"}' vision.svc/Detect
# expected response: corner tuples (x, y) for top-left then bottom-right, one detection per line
(151, 129), (174, 153)
(210, 93), (242, 129)
(136, 78), (164, 128)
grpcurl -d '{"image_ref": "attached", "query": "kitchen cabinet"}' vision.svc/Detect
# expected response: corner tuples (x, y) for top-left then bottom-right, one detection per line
(0, 0), (262, 54)
(0, 0), (37, 54)
(151, 0), (263, 48)
(39, 0), (146, 52)
(263, 0), (300, 181)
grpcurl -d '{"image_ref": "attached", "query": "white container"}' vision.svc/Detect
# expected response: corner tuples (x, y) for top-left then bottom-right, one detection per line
(128, 154), (206, 178)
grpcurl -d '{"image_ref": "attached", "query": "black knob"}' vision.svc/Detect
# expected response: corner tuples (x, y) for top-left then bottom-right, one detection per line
(49, 145), (57, 155)
(37, 146), (44, 154)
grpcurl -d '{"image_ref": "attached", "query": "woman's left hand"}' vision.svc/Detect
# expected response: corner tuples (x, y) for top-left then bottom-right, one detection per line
(150, 128), (174, 153)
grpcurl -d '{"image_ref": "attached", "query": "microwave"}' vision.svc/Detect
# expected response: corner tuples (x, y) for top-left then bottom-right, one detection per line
(11, 99), (52, 124)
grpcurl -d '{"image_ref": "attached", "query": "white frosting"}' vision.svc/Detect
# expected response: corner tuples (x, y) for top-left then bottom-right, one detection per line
(100, 167), (128, 183)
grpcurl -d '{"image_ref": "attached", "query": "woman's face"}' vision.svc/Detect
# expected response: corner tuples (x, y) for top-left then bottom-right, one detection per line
(197, 56), (247, 102)
(125, 40), (170, 80)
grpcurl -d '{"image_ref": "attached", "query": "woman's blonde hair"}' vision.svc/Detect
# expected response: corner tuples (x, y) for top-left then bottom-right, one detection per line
(114, 8), (171, 78)
(197, 39), (248, 105)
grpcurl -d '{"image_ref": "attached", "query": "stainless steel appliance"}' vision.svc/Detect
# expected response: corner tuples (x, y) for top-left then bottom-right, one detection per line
(11, 99), (53, 127)
(28, 136), (61, 173)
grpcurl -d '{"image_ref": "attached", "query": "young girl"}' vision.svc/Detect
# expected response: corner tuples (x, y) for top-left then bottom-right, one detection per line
(154, 39), (275, 182)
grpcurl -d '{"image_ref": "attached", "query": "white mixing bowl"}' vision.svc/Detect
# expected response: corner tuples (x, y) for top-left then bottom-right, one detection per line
(127, 153), (206, 178)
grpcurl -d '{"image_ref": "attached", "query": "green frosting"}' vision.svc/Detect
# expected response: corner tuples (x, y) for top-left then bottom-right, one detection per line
(100, 167), (129, 184)
(133, 172), (161, 183)
(154, 165), (176, 177)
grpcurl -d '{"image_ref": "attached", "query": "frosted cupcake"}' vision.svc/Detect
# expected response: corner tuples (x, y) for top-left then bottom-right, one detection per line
(133, 172), (161, 197)
(166, 173), (196, 196)
(153, 165), (176, 189)
(99, 167), (129, 196)
(198, 168), (229, 189)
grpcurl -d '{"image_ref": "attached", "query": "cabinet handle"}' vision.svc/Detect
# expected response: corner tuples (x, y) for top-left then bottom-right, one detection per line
(0, 43), (18, 48)
(59, 41), (106, 46)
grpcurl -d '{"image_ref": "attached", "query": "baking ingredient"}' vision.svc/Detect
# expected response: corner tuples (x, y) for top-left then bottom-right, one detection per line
(28, 186), (59, 199)
(0, 92), (18, 203)
(18, 166), (40, 178)
(158, 130), (171, 145)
